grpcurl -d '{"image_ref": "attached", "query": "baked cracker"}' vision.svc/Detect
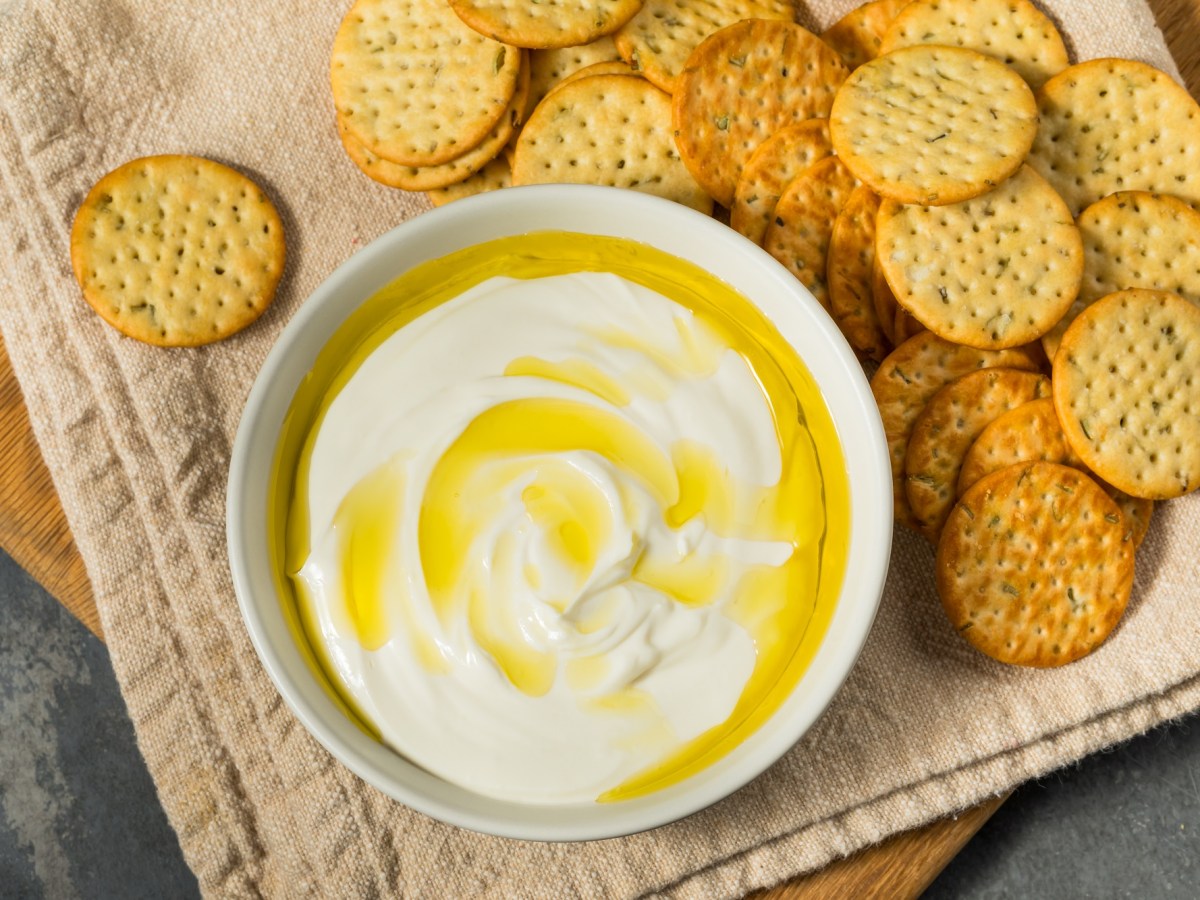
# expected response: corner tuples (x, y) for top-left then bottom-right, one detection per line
(937, 462), (1134, 667)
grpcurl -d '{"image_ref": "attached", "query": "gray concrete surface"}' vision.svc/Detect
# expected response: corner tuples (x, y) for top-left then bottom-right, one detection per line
(0, 544), (1196, 897)
(0, 550), (199, 900)
(927, 712), (1200, 898)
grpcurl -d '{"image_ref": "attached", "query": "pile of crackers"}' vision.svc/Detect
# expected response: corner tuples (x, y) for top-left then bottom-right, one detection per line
(329, 0), (1200, 669)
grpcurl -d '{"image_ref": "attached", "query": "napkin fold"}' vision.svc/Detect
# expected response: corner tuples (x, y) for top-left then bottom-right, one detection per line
(1, 0), (1197, 895)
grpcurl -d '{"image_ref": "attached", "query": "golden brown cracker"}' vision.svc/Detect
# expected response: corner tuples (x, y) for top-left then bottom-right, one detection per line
(937, 462), (1135, 667)
(70, 155), (285, 347)
(871, 331), (1043, 528)
(449, 0), (642, 50)
(526, 37), (624, 116)
(427, 156), (513, 206)
(955, 397), (1151, 547)
(906, 368), (1051, 542)
(331, 0), (521, 166)
(511, 74), (712, 213)
(828, 185), (889, 361)
(730, 120), (834, 246)
(873, 255), (924, 346)
(830, 45), (1038, 206)
(544, 59), (639, 97)
(613, 0), (795, 94)
(672, 19), (849, 208)
(822, 0), (911, 71)
(880, 0), (1069, 89)
(337, 52), (529, 191)
(1028, 58), (1200, 216)
(958, 398), (1082, 495)
(1054, 289), (1200, 499)
(762, 157), (860, 310)
(876, 165), (1084, 349)
(1042, 191), (1200, 362)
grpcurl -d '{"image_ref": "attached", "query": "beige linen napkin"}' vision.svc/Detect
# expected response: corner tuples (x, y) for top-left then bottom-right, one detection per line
(1, 0), (1197, 895)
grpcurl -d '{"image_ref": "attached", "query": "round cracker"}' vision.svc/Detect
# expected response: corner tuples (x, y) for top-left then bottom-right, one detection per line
(958, 398), (1082, 495)
(69, 156), (285, 347)
(1027, 59), (1200, 217)
(906, 368), (1051, 542)
(336, 53), (529, 191)
(828, 184), (889, 361)
(957, 397), (1153, 547)
(612, 0), (795, 94)
(821, 0), (912, 71)
(544, 60), (640, 99)
(871, 331), (1043, 528)
(873, 259), (926, 350)
(427, 156), (513, 207)
(877, 164), (1084, 349)
(330, 0), (521, 167)
(1042, 191), (1200, 362)
(525, 37), (624, 117)
(672, 20), (849, 208)
(830, 45), (1038, 206)
(937, 462), (1135, 667)
(1054, 289), (1200, 499)
(879, 0), (1069, 89)
(449, 0), (642, 50)
(762, 157), (861, 310)
(730, 120), (834, 246)
(873, 254), (924, 347)
(511, 74), (712, 213)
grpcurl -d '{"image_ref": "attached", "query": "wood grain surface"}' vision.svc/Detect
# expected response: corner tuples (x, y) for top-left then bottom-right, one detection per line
(0, 340), (99, 639)
(0, 1), (1196, 892)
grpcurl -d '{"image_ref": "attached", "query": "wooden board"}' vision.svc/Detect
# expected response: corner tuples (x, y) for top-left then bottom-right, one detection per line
(0, 2), (1196, 891)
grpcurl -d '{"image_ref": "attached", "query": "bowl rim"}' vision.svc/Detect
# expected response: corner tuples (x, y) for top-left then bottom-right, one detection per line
(227, 184), (892, 842)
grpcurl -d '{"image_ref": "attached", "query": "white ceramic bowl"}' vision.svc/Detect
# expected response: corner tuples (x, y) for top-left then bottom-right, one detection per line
(228, 185), (891, 841)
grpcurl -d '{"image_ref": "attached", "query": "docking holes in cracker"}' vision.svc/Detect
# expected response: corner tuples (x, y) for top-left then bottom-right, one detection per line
(937, 462), (1134, 667)
(876, 165), (1084, 349)
(70, 155), (285, 347)
(1053, 289), (1200, 500)
(871, 331), (1043, 528)
(830, 45), (1037, 206)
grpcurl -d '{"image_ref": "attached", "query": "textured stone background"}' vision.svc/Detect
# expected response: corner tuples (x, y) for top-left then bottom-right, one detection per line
(0, 542), (1196, 898)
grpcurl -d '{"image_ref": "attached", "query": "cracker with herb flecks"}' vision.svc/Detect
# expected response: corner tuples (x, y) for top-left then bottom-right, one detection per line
(337, 51), (529, 191)
(872, 254), (923, 347)
(958, 398), (1083, 495)
(822, 0), (912, 71)
(1042, 191), (1200, 362)
(449, 0), (642, 50)
(1054, 288), (1200, 499)
(543, 59), (640, 99)
(906, 368), (1051, 543)
(730, 120), (833, 246)
(672, 19), (848, 208)
(525, 37), (624, 117)
(880, 0), (1068, 89)
(876, 166), (1082, 347)
(1027, 58), (1200, 216)
(511, 74), (711, 212)
(828, 184), (889, 361)
(956, 397), (1152, 547)
(762, 157), (860, 310)
(937, 461), (1135, 667)
(877, 165), (1083, 349)
(331, 0), (521, 167)
(830, 45), (1037, 206)
(613, 0), (795, 94)
(871, 331), (1043, 528)
(428, 156), (512, 207)
(69, 155), (285, 347)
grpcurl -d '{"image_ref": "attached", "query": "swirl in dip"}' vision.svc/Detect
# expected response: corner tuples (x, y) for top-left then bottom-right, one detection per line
(272, 233), (849, 804)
